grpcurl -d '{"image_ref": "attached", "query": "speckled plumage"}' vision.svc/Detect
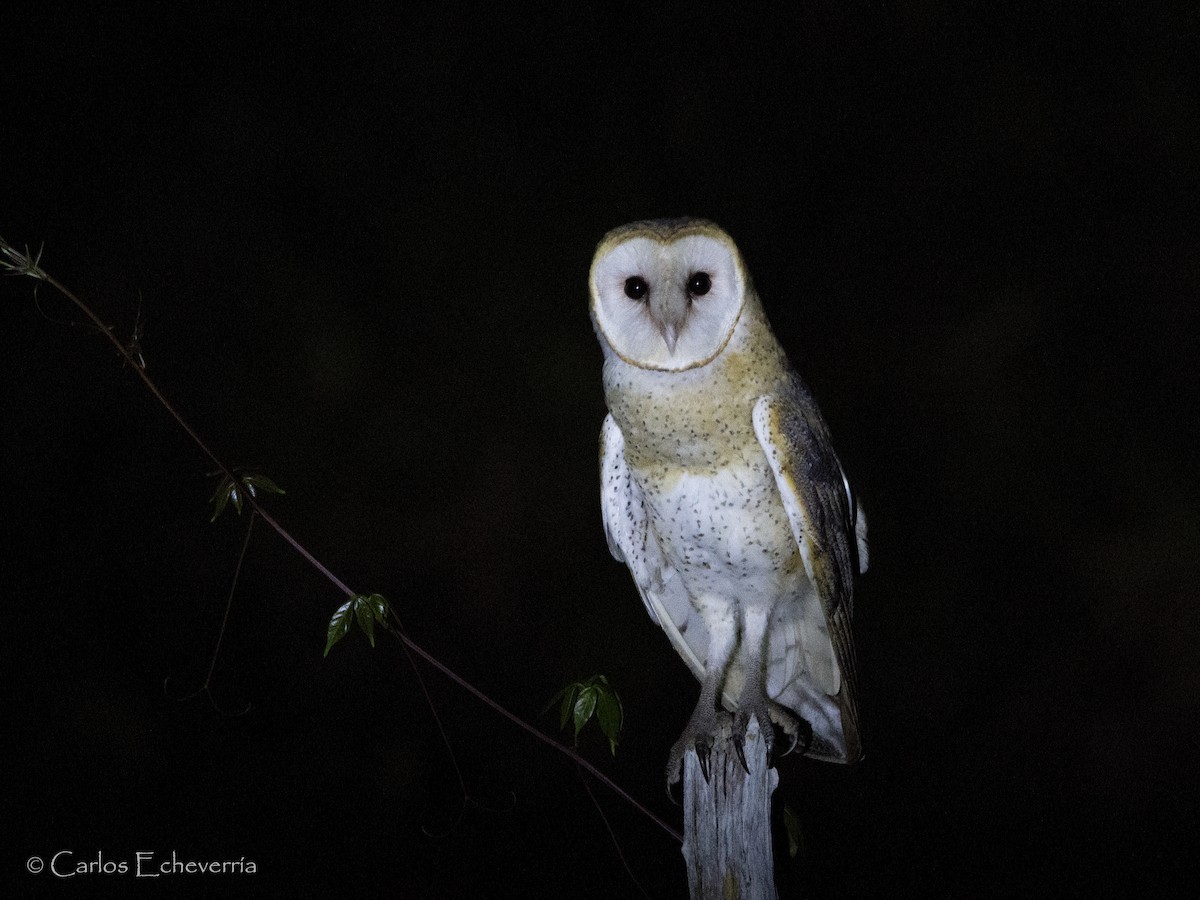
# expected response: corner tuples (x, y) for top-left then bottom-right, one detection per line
(590, 219), (867, 782)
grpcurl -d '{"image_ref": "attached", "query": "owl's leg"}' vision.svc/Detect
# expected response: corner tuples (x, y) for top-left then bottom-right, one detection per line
(666, 604), (738, 788)
(731, 605), (804, 772)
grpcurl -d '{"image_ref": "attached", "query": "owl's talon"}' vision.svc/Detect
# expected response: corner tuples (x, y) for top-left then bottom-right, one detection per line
(733, 702), (775, 763)
(665, 736), (689, 788)
(666, 705), (730, 788)
(666, 778), (683, 805)
(766, 710), (813, 760)
(732, 734), (750, 775)
(791, 717), (814, 757)
(781, 729), (799, 756)
(695, 741), (713, 783)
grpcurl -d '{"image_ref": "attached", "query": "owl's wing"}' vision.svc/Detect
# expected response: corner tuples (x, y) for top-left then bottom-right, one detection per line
(600, 415), (709, 680)
(752, 384), (864, 762)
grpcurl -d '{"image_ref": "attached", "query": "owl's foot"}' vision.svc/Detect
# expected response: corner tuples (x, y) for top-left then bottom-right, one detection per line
(730, 699), (813, 773)
(665, 705), (733, 791)
(778, 708), (814, 757)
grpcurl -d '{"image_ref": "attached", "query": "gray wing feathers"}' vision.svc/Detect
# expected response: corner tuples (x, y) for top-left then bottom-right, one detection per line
(752, 388), (863, 762)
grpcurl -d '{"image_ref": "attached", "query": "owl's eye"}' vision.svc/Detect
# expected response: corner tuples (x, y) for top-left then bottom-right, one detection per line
(687, 272), (712, 296)
(624, 276), (648, 300)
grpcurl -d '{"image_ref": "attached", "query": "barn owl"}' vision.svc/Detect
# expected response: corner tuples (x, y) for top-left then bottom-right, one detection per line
(590, 218), (868, 785)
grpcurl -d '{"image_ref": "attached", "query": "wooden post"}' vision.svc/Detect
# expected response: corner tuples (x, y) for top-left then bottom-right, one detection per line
(681, 719), (779, 900)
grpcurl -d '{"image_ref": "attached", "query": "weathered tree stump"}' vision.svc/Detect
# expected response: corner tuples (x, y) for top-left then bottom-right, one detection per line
(681, 718), (779, 900)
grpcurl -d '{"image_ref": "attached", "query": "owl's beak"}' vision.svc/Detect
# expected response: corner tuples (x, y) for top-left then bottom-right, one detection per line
(660, 322), (680, 354)
(651, 294), (689, 355)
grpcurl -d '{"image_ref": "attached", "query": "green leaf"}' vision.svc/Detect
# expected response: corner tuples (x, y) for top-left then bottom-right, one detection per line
(557, 686), (577, 732)
(572, 686), (598, 742)
(366, 593), (390, 625)
(242, 474), (285, 497)
(546, 675), (624, 753)
(353, 595), (376, 648)
(323, 600), (355, 657)
(594, 684), (623, 756)
(783, 805), (803, 860)
(209, 475), (233, 503)
(209, 476), (235, 521)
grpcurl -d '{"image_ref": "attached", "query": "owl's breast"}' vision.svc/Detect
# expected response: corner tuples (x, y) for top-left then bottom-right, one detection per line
(636, 458), (803, 601)
(602, 317), (804, 597)
(603, 351), (772, 470)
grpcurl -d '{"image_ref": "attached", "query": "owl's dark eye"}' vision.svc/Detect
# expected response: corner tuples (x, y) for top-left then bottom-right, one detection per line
(687, 272), (712, 296)
(624, 276), (648, 300)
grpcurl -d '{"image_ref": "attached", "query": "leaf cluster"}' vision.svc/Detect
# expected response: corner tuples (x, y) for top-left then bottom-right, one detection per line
(547, 675), (624, 756)
(209, 471), (285, 521)
(0, 237), (47, 280)
(323, 593), (392, 657)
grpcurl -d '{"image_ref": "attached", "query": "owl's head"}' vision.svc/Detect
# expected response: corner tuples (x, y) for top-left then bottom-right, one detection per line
(589, 218), (749, 372)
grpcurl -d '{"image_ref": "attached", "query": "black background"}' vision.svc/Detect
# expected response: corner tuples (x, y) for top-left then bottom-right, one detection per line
(4, 3), (1198, 897)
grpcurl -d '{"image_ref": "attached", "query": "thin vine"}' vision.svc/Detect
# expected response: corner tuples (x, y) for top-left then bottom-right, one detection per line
(2, 235), (683, 848)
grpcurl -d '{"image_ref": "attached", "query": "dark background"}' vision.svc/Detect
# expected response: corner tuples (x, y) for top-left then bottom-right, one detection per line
(4, 3), (1197, 897)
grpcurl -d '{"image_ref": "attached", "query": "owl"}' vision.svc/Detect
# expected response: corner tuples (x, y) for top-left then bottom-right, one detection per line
(589, 218), (868, 785)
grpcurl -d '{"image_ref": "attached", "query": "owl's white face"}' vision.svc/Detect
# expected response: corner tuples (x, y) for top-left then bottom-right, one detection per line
(589, 221), (747, 372)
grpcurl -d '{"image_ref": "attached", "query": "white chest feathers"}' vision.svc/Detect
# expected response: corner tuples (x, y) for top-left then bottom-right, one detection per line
(637, 460), (799, 599)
